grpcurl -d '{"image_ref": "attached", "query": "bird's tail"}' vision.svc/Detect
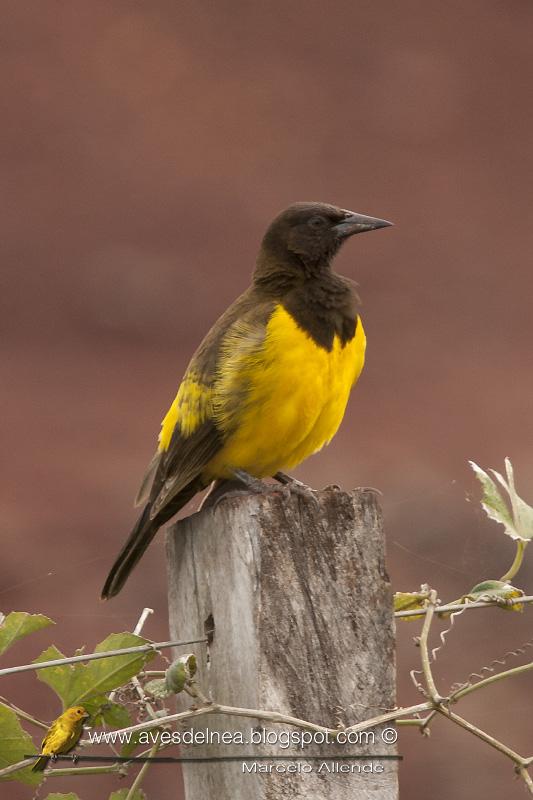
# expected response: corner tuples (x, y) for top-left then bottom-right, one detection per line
(101, 480), (202, 599)
(101, 503), (156, 600)
(32, 755), (50, 772)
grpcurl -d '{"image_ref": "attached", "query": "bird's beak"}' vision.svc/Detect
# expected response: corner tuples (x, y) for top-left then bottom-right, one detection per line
(82, 712), (90, 719)
(334, 212), (393, 238)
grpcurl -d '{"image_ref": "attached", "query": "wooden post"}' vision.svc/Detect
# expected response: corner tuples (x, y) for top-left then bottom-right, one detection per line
(167, 486), (397, 800)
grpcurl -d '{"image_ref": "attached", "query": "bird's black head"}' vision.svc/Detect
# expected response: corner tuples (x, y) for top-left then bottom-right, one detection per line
(256, 202), (392, 280)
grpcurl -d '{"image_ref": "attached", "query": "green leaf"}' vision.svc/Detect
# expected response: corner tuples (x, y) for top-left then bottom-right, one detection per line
(470, 459), (533, 541)
(120, 729), (149, 759)
(81, 694), (112, 721)
(109, 788), (147, 800)
(469, 462), (516, 534)
(0, 704), (40, 786)
(34, 633), (156, 710)
(101, 702), (132, 729)
(79, 696), (132, 728)
(463, 580), (525, 611)
(393, 591), (428, 621)
(0, 612), (54, 657)
(144, 678), (170, 698)
(34, 645), (82, 708)
(119, 725), (166, 759)
(166, 653), (197, 694)
(145, 654), (197, 697)
(44, 794), (82, 799)
(87, 634), (155, 696)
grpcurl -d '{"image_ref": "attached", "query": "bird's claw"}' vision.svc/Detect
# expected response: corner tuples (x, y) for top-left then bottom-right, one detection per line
(203, 471), (321, 512)
(202, 474), (286, 511)
(274, 472), (321, 510)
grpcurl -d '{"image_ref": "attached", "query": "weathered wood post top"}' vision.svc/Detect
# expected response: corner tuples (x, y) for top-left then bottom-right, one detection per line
(167, 485), (397, 800)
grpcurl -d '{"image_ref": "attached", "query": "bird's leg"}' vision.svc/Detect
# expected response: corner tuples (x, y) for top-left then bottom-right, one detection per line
(273, 471), (320, 508)
(274, 471), (310, 490)
(199, 479), (244, 510)
(71, 753), (80, 765)
(232, 469), (273, 494)
(202, 471), (285, 511)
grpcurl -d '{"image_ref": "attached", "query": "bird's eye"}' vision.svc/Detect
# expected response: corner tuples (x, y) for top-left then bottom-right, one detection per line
(308, 215), (327, 229)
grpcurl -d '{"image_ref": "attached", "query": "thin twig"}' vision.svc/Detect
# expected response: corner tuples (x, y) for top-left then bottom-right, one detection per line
(395, 595), (533, 618)
(452, 660), (533, 702)
(437, 706), (526, 767)
(0, 637), (207, 677)
(133, 608), (155, 636)
(518, 766), (533, 795)
(0, 757), (35, 778)
(108, 608), (157, 720)
(451, 637), (533, 694)
(500, 540), (528, 583)
(43, 763), (125, 777)
(418, 588), (443, 704)
(130, 609), (158, 719)
(0, 697), (49, 730)
(97, 700), (432, 742)
(125, 742), (159, 800)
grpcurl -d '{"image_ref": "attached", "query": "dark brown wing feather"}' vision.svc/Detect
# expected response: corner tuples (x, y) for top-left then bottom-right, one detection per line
(138, 288), (275, 518)
(149, 419), (223, 518)
(103, 289), (275, 598)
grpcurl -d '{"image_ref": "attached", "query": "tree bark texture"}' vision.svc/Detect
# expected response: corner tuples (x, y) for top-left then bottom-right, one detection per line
(167, 486), (397, 799)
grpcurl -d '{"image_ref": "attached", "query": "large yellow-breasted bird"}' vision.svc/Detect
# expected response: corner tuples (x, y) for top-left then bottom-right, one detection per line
(32, 706), (89, 771)
(102, 202), (391, 599)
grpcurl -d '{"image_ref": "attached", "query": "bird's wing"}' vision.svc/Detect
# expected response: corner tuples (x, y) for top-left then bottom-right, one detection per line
(60, 721), (84, 754)
(142, 290), (275, 518)
(134, 451), (161, 507)
(40, 720), (59, 753)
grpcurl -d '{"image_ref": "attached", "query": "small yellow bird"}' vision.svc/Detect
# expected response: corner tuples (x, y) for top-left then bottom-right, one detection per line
(32, 706), (89, 772)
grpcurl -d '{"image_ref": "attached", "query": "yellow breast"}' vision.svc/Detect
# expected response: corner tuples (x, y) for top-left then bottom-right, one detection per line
(205, 304), (366, 479)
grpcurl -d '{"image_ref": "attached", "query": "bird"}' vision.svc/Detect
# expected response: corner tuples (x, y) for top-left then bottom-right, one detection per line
(102, 201), (392, 599)
(32, 706), (89, 771)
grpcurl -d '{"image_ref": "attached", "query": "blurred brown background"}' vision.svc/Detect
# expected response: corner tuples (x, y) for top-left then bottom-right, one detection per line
(3, 1), (533, 797)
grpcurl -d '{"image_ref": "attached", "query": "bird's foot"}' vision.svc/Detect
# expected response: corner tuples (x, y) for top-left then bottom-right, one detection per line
(201, 472), (286, 511)
(233, 469), (280, 494)
(71, 754), (80, 765)
(273, 472), (320, 510)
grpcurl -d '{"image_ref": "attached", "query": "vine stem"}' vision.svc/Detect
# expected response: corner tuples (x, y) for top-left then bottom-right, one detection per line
(108, 608), (157, 719)
(0, 758), (35, 778)
(42, 764), (125, 777)
(519, 767), (533, 793)
(99, 700), (432, 741)
(418, 588), (443, 703)
(0, 697), (48, 730)
(0, 637), (207, 678)
(500, 540), (528, 583)
(412, 584), (533, 794)
(437, 707), (528, 771)
(452, 660), (533, 702)
(395, 594), (533, 618)
(125, 742), (159, 800)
